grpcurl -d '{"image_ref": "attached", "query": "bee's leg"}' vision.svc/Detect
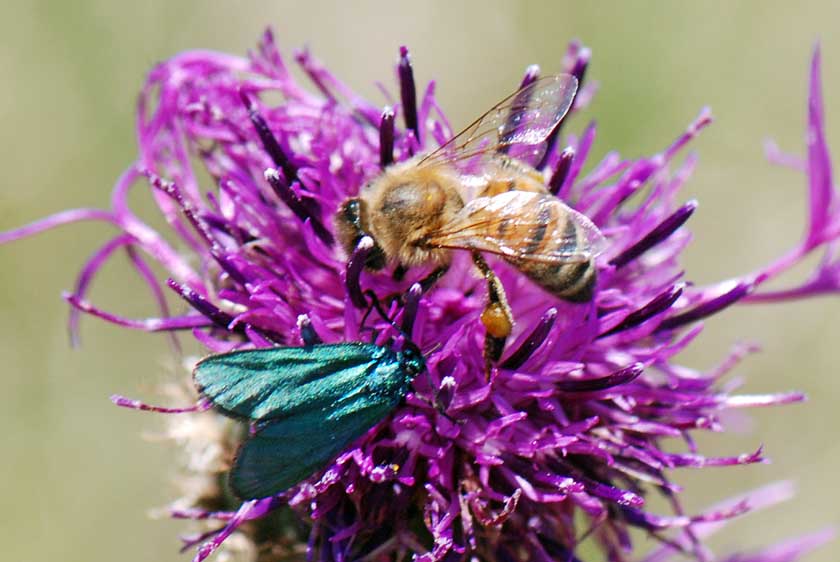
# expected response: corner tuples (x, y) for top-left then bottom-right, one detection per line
(417, 263), (450, 293)
(392, 263), (408, 281)
(471, 252), (513, 378)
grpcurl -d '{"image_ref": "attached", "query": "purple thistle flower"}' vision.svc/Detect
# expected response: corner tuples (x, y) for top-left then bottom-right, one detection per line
(2, 29), (837, 562)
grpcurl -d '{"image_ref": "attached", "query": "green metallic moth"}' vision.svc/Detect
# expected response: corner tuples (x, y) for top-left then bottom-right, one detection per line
(193, 341), (426, 500)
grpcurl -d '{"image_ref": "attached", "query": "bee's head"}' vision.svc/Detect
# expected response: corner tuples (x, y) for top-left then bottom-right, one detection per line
(335, 197), (387, 270)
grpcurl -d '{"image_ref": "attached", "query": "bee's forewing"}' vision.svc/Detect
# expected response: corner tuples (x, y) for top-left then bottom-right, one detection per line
(426, 191), (604, 264)
(417, 75), (579, 172)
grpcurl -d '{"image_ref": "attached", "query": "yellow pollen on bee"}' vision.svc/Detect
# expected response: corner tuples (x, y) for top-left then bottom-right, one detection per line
(481, 304), (513, 338)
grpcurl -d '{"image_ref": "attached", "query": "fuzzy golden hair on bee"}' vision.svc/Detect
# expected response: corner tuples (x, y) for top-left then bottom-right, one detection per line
(336, 158), (466, 268)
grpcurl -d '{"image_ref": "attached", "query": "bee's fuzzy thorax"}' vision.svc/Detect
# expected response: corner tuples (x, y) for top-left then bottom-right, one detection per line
(362, 159), (464, 267)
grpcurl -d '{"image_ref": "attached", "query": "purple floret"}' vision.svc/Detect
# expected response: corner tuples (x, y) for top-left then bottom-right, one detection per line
(1, 29), (837, 562)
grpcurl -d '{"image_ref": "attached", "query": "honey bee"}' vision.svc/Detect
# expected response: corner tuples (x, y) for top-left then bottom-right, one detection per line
(336, 74), (605, 370)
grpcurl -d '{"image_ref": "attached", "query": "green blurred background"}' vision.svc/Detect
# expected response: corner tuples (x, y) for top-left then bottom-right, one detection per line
(1, 1), (838, 561)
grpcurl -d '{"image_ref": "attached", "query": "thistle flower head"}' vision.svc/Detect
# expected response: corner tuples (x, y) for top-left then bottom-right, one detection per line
(2, 29), (837, 562)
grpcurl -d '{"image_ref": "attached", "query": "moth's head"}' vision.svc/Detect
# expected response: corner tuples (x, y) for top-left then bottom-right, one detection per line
(399, 341), (426, 377)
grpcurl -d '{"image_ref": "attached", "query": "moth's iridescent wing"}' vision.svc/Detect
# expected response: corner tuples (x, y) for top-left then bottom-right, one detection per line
(229, 391), (402, 499)
(194, 343), (422, 499)
(194, 343), (384, 421)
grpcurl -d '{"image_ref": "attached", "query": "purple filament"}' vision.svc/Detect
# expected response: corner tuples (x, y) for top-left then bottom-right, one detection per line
(398, 46), (419, 140)
(548, 147), (575, 196)
(599, 284), (684, 337)
(380, 106), (395, 168)
(501, 307), (557, 369)
(345, 236), (375, 308)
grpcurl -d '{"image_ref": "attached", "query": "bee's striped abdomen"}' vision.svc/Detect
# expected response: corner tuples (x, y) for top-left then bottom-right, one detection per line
(508, 196), (597, 303)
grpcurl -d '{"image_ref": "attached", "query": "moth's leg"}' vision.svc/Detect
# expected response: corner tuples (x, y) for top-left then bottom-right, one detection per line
(471, 252), (513, 378)
(414, 392), (459, 424)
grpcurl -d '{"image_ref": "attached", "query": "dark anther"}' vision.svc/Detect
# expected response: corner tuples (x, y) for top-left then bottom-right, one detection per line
(392, 263), (408, 282)
(398, 46), (419, 142)
(609, 201), (698, 268)
(548, 147), (575, 195)
(501, 307), (557, 370)
(297, 314), (323, 346)
(570, 47), (591, 88)
(402, 283), (422, 338)
(208, 250), (249, 287)
(599, 284), (684, 337)
(556, 362), (644, 392)
(536, 48), (589, 170)
(346, 236), (375, 308)
(656, 281), (753, 332)
(380, 106), (395, 168)
(263, 168), (334, 246)
(147, 173), (251, 286)
(167, 279), (285, 343)
(499, 65), (540, 154)
(240, 90), (300, 185)
(166, 279), (241, 332)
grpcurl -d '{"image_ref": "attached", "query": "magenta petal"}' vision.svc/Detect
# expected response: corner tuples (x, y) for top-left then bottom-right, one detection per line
(806, 44), (836, 245)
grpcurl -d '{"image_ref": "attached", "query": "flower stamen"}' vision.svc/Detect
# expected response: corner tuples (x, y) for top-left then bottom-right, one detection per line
(549, 146), (575, 196)
(380, 106), (395, 168)
(345, 236), (375, 308)
(398, 46), (419, 147)
(501, 307), (558, 369)
(610, 200), (698, 268)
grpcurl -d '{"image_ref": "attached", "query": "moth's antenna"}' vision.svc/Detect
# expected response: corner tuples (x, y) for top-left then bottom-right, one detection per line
(359, 295), (379, 335)
(364, 289), (400, 332)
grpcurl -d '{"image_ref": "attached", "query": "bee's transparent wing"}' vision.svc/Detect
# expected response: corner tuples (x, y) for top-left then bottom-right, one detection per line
(425, 191), (606, 264)
(417, 74), (579, 171)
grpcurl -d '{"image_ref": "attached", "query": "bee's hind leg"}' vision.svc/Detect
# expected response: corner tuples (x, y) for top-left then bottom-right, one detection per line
(471, 252), (513, 379)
